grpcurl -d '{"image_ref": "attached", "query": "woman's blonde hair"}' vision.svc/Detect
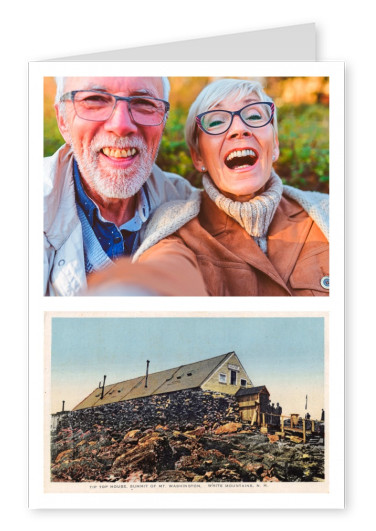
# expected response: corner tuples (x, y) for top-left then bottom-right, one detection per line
(185, 78), (278, 154)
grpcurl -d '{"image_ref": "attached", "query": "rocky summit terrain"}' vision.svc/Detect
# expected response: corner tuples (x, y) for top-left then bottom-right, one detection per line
(51, 390), (324, 483)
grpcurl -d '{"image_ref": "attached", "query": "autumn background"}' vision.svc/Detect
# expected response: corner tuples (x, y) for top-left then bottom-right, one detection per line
(44, 76), (329, 193)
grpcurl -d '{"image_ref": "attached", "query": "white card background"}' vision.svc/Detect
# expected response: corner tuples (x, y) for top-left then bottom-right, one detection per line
(29, 60), (344, 510)
(3, 0), (373, 525)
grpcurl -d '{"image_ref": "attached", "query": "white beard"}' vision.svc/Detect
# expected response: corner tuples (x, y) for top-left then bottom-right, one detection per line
(70, 133), (160, 199)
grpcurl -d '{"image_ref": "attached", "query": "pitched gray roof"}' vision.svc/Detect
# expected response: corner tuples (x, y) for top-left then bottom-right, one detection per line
(236, 385), (269, 397)
(73, 352), (235, 410)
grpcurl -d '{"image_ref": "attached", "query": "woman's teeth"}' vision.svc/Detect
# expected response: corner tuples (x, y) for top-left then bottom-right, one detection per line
(225, 149), (258, 169)
(226, 149), (257, 161)
(102, 147), (137, 158)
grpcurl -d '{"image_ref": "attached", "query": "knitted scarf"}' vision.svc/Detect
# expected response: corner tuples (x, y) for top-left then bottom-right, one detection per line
(202, 170), (283, 253)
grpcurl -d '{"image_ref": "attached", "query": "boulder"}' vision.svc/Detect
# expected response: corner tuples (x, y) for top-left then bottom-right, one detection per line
(214, 422), (242, 435)
(184, 427), (206, 438)
(123, 429), (141, 441)
(55, 449), (73, 463)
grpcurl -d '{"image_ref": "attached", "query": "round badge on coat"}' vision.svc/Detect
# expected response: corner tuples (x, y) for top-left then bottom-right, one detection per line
(320, 276), (329, 289)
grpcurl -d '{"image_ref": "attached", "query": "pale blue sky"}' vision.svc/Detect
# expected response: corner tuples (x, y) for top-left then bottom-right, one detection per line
(51, 316), (325, 417)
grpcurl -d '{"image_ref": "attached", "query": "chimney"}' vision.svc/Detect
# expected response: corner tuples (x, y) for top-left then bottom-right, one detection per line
(145, 360), (150, 388)
(62, 400), (65, 412)
(100, 375), (107, 399)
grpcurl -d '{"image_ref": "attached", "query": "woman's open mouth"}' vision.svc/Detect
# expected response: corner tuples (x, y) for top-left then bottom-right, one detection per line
(225, 148), (259, 170)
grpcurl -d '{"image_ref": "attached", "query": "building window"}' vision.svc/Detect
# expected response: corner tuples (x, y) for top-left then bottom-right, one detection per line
(219, 373), (227, 384)
(240, 379), (247, 387)
(230, 370), (237, 385)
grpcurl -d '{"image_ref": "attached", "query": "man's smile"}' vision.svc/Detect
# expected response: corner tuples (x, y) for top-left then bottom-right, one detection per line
(101, 147), (138, 159)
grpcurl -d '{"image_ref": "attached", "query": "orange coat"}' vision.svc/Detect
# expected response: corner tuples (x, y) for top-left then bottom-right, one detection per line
(88, 191), (329, 296)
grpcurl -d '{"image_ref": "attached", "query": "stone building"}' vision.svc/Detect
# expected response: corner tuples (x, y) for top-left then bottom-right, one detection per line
(73, 351), (255, 411)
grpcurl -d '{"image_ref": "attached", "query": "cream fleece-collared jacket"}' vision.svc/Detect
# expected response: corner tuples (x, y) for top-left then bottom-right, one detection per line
(132, 179), (329, 264)
(85, 175), (329, 296)
(43, 144), (199, 296)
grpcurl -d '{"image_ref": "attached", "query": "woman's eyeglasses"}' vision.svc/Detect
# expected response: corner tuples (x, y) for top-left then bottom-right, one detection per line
(196, 102), (275, 135)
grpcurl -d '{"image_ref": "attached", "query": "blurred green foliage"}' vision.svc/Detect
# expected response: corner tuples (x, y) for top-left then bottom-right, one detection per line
(156, 108), (199, 187)
(275, 104), (329, 193)
(44, 102), (329, 194)
(44, 114), (65, 157)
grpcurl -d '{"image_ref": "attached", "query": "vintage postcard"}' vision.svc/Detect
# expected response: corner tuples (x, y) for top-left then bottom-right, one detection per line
(40, 311), (343, 509)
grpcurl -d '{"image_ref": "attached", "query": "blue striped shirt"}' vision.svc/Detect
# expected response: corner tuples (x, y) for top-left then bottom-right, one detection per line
(73, 160), (150, 260)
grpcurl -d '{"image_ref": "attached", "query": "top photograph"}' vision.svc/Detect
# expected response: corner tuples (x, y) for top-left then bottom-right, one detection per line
(44, 75), (329, 297)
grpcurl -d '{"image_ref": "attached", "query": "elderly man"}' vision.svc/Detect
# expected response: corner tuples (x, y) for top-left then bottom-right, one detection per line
(44, 76), (196, 296)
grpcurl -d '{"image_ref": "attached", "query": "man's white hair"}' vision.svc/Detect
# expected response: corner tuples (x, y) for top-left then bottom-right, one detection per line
(54, 76), (170, 103)
(185, 78), (278, 154)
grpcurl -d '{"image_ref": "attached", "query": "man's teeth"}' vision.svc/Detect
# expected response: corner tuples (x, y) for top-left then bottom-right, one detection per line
(102, 147), (137, 158)
(226, 149), (256, 161)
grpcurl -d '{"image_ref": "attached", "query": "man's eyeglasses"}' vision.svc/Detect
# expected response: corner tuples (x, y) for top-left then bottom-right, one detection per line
(60, 90), (170, 126)
(196, 102), (275, 135)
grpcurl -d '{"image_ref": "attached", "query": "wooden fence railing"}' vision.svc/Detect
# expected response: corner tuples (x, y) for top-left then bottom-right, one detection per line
(260, 413), (323, 443)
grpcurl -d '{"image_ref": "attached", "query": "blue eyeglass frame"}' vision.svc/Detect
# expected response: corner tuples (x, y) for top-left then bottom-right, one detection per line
(60, 90), (170, 124)
(195, 101), (275, 135)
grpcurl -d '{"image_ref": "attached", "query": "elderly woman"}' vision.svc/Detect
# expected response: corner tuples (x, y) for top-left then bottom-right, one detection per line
(88, 79), (329, 296)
